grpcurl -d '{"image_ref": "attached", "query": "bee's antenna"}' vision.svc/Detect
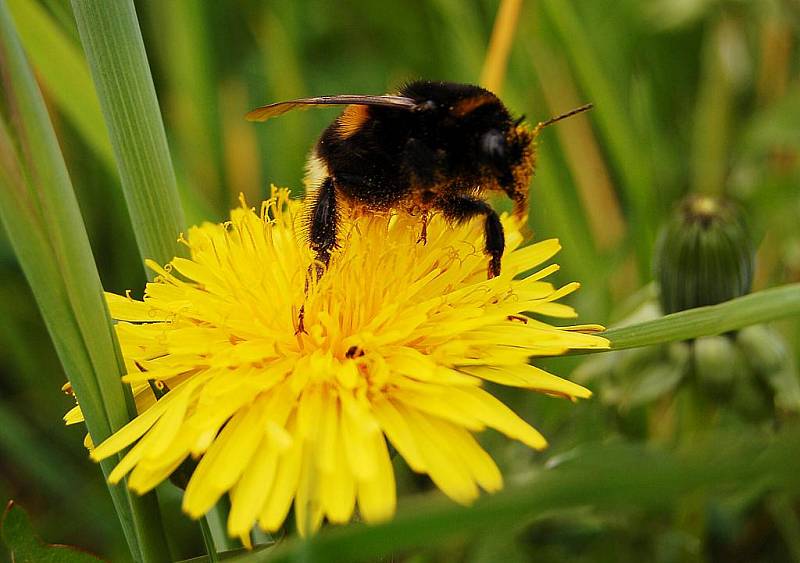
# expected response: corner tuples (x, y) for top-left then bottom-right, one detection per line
(532, 103), (593, 136)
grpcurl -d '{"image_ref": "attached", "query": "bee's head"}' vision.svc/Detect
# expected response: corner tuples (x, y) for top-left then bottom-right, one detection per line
(479, 129), (508, 165)
(477, 102), (593, 216)
(477, 120), (534, 216)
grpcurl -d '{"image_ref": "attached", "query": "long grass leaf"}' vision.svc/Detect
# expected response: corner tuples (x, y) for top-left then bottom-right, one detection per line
(691, 18), (735, 196)
(600, 284), (800, 350)
(6, 0), (114, 169)
(0, 2), (168, 559)
(70, 0), (186, 274)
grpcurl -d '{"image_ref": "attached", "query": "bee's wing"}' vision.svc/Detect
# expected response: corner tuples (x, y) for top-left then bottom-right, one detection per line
(245, 95), (418, 122)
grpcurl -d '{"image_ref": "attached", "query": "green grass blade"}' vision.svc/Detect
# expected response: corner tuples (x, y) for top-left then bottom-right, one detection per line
(538, 0), (657, 279)
(0, 0), (117, 491)
(601, 284), (800, 350)
(70, 0), (186, 274)
(6, 0), (114, 169)
(0, 2), (168, 559)
(230, 425), (800, 563)
(149, 0), (227, 211)
(198, 516), (220, 563)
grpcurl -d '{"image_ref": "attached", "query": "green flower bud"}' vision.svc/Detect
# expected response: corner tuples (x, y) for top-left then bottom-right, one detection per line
(654, 195), (754, 314)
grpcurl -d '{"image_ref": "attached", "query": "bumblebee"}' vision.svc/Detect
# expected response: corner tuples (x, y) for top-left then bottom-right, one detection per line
(247, 80), (590, 277)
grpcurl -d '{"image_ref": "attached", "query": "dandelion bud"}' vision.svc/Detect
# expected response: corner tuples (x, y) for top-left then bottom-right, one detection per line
(654, 195), (754, 314)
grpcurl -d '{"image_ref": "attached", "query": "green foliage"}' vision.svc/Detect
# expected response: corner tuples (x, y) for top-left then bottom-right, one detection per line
(538, 0), (658, 280)
(0, 1), (169, 559)
(230, 424), (800, 562)
(1, 502), (104, 562)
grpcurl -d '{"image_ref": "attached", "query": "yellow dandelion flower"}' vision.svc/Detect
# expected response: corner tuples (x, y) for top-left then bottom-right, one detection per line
(68, 188), (607, 538)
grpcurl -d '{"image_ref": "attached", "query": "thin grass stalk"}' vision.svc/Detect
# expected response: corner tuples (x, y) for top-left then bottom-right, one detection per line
(0, 1), (169, 560)
(153, 0), (227, 212)
(252, 5), (310, 197)
(199, 517), (221, 563)
(220, 79), (262, 204)
(691, 18), (735, 197)
(480, 0), (523, 94)
(70, 0), (187, 276)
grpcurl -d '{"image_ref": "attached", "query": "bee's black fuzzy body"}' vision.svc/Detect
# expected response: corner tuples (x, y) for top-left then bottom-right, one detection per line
(305, 80), (534, 277)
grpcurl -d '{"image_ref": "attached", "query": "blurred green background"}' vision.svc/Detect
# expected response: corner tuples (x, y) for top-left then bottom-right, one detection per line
(1, 0), (799, 561)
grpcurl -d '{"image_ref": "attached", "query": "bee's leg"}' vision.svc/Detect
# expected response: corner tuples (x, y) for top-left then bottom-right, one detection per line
(308, 176), (339, 276)
(293, 272), (311, 335)
(296, 304), (307, 335)
(296, 177), (339, 335)
(295, 273), (310, 335)
(417, 210), (429, 245)
(436, 195), (504, 278)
